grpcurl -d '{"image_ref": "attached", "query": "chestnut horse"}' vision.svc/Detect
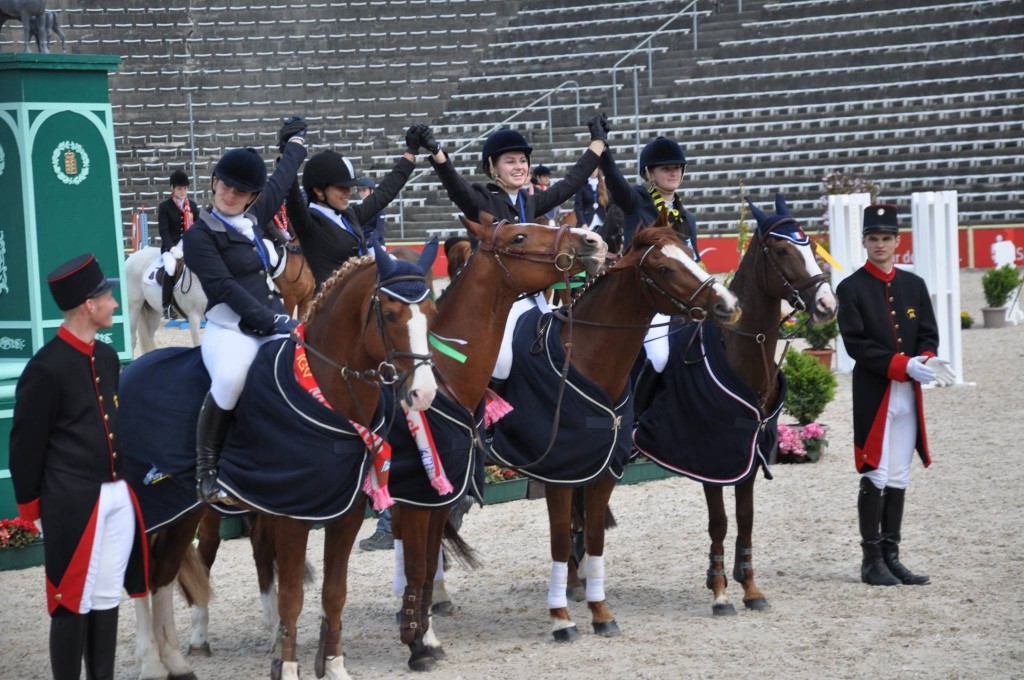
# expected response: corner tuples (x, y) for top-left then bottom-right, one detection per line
(488, 225), (741, 641)
(634, 193), (838, 616)
(273, 239), (316, 320)
(124, 244), (439, 680)
(388, 213), (607, 671)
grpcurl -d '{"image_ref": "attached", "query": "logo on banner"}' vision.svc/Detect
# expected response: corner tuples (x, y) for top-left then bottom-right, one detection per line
(52, 141), (90, 186)
(0, 142), (5, 178)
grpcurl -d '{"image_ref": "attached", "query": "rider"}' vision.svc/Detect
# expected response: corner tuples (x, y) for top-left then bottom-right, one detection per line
(286, 133), (419, 288)
(157, 169), (199, 319)
(184, 118), (308, 504)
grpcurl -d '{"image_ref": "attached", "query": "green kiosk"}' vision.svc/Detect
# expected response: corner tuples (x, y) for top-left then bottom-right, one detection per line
(0, 54), (129, 519)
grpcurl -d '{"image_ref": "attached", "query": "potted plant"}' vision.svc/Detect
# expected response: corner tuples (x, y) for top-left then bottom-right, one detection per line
(0, 517), (44, 571)
(776, 422), (829, 464)
(483, 465), (528, 504)
(961, 311), (974, 329)
(981, 265), (1022, 328)
(781, 348), (837, 426)
(801, 315), (840, 369)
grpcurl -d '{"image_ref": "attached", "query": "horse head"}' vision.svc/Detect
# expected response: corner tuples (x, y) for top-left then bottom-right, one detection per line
(458, 210), (607, 292)
(621, 226), (740, 327)
(370, 238), (439, 412)
(746, 193), (837, 322)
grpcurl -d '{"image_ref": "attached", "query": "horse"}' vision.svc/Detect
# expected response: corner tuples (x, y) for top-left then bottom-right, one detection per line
(0, 0), (47, 53)
(386, 213), (608, 671)
(273, 239), (316, 319)
(633, 193), (838, 616)
(442, 235), (473, 280)
(487, 223), (741, 641)
(122, 242), (439, 680)
(28, 9), (62, 52)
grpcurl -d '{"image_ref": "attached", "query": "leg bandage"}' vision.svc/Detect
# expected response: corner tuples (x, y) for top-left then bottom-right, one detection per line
(392, 539), (406, 598)
(547, 561), (569, 609)
(584, 555), (606, 602)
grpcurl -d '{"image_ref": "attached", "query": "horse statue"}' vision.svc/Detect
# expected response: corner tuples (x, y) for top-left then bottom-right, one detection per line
(488, 221), (741, 641)
(0, 0), (48, 53)
(120, 241), (440, 680)
(633, 193), (838, 616)
(28, 9), (63, 52)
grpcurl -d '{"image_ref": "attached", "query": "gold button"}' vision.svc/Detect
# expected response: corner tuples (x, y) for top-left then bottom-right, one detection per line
(98, 396), (103, 402)
(90, 357), (95, 363)
(897, 338), (903, 343)
(861, 454), (867, 460)
(112, 473), (117, 480)
(55, 594), (62, 601)
(95, 377), (100, 383)
(888, 297), (894, 302)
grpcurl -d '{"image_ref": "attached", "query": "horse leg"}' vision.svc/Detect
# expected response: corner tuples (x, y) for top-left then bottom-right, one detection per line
(703, 484), (735, 616)
(545, 484), (580, 642)
(393, 506), (436, 672)
(153, 585), (199, 679)
(734, 476), (769, 611)
(134, 596), (171, 680)
(582, 475), (620, 637)
(187, 509), (221, 656)
(418, 508), (451, 662)
(250, 514), (281, 648)
(316, 508), (363, 680)
(272, 517), (310, 680)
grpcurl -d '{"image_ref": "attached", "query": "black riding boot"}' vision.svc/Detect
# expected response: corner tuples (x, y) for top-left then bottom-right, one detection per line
(632, 360), (663, 423)
(196, 393), (235, 504)
(50, 609), (87, 680)
(161, 272), (176, 319)
(881, 487), (931, 585)
(858, 478), (900, 586)
(84, 607), (119, 680)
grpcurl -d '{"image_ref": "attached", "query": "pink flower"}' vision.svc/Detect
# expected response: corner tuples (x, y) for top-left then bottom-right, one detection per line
(778, 425), (806, 456)
(802, 423), (825, 440)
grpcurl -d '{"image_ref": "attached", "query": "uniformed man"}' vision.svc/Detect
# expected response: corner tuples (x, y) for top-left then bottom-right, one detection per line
(836, 204), (955, 587)
(156, 169), (199, 319)
(10, 254), (149, 680)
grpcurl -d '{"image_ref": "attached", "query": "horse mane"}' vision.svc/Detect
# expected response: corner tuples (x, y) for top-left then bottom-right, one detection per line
(568, 226), (682, 304)
(304, 255), (375, 323)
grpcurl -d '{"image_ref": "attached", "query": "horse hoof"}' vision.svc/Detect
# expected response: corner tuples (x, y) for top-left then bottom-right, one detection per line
(744, 597), (770, 611)
(408, 651), (437, 672)
(566, 585), (586, 603)
(188, 642), (212, 657)
(712, 603), (737, 617)
(427, 644), (446, 660)
(552, 625), (581, 643)
(431, 600), (456, 616)
(592, 620), (621, 637)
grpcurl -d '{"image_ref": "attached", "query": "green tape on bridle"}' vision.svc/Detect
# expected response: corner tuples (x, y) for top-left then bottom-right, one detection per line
(429, 333), (468, 364)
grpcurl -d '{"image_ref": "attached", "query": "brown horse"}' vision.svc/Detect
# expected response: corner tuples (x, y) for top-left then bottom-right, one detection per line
(635, 193), (837, 616)
(274, 239), (316, 320)
(388, 213), (607, 671)
(129, 245), (439, 680)
(489, 225), (741, 641)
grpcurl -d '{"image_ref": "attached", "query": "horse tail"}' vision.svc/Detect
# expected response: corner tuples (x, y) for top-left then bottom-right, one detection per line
(571, 486), (618, 532)
(442, 517), (480, 570)
(177, 544), (213, 608)
(248, 513), (316, 592)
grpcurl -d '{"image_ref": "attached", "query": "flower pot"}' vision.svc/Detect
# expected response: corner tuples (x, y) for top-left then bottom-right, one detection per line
(0, 541), (44, 571)
(619, 460), (675, 484)
(982, 307), (1006, 329)
(483, 478), (528, 505)
(803, 348), (835, 369)
(218, 515), (244, 540)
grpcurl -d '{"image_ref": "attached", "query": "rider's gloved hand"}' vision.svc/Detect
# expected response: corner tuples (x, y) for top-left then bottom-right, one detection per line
(906, 356), (935, 385)
(277, 116), (307, 153)
(271, 314), (299, 336)
(586, 112), (610, 144)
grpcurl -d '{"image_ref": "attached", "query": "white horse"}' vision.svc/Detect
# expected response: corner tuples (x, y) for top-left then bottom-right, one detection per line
(125, 247), (207, 354)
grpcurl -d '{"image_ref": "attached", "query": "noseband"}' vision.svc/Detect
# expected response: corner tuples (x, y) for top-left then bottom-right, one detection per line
(756, 228), (827, 312)
(478, 220), (578, 294)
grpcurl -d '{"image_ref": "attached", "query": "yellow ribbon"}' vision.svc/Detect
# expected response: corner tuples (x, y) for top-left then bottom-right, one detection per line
(815, 241), (843, 271)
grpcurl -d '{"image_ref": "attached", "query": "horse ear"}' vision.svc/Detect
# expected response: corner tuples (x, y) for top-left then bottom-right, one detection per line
(746, 197), (770, 230)
(372, 236), (396, 279)
(774, 193), (791, 217)
(417, 237), (439, 273)
(653, 207), (669, 229)
(460, 214), (486, 242)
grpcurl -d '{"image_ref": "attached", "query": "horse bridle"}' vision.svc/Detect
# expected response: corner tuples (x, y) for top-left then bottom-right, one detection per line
(756, 225), (827, 313)
(478, 219), (578, 295)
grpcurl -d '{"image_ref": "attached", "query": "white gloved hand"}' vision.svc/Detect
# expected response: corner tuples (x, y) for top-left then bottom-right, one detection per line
(927, 357), (956, 387)
(33, 519), (43, 536)
(170, 245), (184, 259)
(906, 356), (935, 385)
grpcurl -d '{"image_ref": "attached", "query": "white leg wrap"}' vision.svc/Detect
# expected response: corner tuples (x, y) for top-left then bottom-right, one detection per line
(281, 660), (300, 680)
(434, 543), (445, 582)
(423, 617), (442, 650)
(324, 655), (352, 680)
(585, 555), (606, 603)
(548, 561), (569, 609)
(392, 539), (406, 597)
(189, 605), (209, 649)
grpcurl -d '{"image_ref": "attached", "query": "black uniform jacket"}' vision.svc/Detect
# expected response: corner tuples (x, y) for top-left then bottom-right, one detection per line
(600, 150), (699, 260)
(573, 181), (604, 229)
(836, 262), (939, 473)
(157, 196), (199, 253)
(183, 142), (306, 335)
(430, 149), (600, 226)
(287, 156), (413, 287)
(10, 328), (149, 614)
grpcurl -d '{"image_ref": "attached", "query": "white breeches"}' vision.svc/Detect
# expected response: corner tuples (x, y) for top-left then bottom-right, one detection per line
(201, 320), (284, 410)
(643, 313), (671, 372)
(492, 293), (551, 381)
(162, 250), (181, 276)
(80, 480), (136, 613)
(863, 380), (917, 490)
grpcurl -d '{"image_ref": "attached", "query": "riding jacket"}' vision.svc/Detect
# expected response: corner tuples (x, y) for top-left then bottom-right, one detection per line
(836, 261), (939, 473)
(183, 142), (306, 335)
(157, 196), (198, 253)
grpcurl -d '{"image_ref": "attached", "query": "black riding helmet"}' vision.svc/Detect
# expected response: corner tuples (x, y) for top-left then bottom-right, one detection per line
(638, 137), (688, 180)
(480, 128), (532, 176)
(213, 148), (267, 193)
(302, 150), (359, 198)
(169, 169), (190, 187)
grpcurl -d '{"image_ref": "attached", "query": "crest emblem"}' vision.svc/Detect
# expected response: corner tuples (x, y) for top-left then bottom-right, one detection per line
(906, 307), (917, 319)
(52, 141), (90, 186)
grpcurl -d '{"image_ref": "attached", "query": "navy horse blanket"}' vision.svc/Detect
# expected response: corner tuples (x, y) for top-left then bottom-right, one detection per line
(386, 390), (486, 509)
(218, 339), (377, 521)
(488, 308), (631, 485)
(633, 322), (785, 485)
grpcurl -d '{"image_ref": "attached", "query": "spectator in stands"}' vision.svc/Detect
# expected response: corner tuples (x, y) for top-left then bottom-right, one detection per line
(530, 164), (559, 226)
(157, 169), (199, 319)
(355, 177), (388, 246)
(285, 131), (420, 288)
(600, 135), (699, 261)
(574, 167), (609, 231)
(185, 118), (308, 504)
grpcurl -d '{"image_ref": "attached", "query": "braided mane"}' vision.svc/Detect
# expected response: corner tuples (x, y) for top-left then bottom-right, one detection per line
(303, 255), (375, 324)
(569, 226), (682, 304)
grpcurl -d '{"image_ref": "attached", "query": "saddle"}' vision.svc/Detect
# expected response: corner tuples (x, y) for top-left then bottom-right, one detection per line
(154, 258), (185, 287)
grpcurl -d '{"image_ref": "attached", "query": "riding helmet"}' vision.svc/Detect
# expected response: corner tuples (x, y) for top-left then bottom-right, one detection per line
(169, 169), (190, 187)
(480, 128), (532, 174)
(213, 148), (267, 193)
(638, 137), (688, 179)
(533, 164), (552, 178)
(302, 150), (359, 196)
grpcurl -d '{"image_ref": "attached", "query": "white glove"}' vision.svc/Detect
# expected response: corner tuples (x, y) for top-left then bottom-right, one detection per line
(927, 358), (956, 387)
(33, 519), (43, 536)
(170, 245), (184, 259)
(905, 356), (935, 385)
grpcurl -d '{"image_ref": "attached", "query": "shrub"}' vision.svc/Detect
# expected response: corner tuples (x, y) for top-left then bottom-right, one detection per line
(803, 317), (839, 350)
(960, 311), (974, 329)
(981, 265), (1022, 308)
(781, 348), (837, 425)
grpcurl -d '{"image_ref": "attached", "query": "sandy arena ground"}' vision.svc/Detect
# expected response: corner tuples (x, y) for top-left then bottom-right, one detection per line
(1, 270), (1022, 680)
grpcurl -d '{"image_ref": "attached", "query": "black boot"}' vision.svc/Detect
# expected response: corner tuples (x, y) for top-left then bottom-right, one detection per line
(858, 478), (900, 586)
(196, 393), (235, 504)
(161, 272), (177, 319)
(50, 609), (87, 680)
(632, 360), (663, 423)
(84, 607), (119, 680)
(881, 487), (931, 585)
